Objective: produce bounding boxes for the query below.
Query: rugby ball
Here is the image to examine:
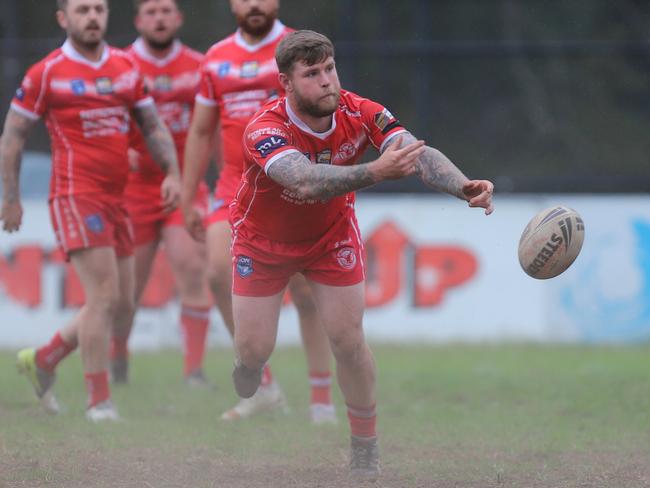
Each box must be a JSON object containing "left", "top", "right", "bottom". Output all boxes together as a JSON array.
[{"left": 518, "top": 206, "right": 585, "bottom": 279}]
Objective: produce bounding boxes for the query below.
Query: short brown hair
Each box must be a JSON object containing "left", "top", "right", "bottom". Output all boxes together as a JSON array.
[
  {"left": 276, "top": 30, "right": 335, "bottom": 74},
  {"left": 133, "top": 0, "right": 179, "bottom": 12}
]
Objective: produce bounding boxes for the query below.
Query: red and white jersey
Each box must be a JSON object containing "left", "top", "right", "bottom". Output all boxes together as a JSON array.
[
  {"left": 11, "top": 40, "right": 153, "bottom": 198},
  {"left": 196, "top": 20, "right": 291, "bottom": 195},
  {"left": 127, "top": 38, "right": 203, "bottom": 186},
  {"left": 235, "top": 90, "right": 407, "bottom": 242}
]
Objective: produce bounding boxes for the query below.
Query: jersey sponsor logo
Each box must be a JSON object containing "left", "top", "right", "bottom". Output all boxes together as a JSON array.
[
  {"left": 247, "top": 126, "right": 289, "bottom": 141},
  {"left": 95, "top": 77, "right": 114, "bottom": 95},
  {"left": 154, "top": 75, "right": 172, "bottom": 92},
  {"left": 70, "top": 79, "right": 86, "bottom": 95},
  {"left": 85, "top": 214, "right": 105, "bottom": 234},
  {"left": 255, "top": 136, "right": 288, "bottom": 157},
  {"left": 316, "top": 149, "right": 332, "bottom": 165},
  {"left": 15, "top": 87, "right": 25, "bottom": 101},
  {"left": 335, "top": 246, "right": 357, "bottom": 270},
  {"left": 240, "top": 61, "right": 259, "bottom": 78},
  {"left": 218, "top": 62, "right": 231, "bottom": 78},
  {"left": 374, "top": 109, "right": 394, "bottom": 131},
  {"left": 80, "top": 106, "right": 130, "bottom": 138},
  {"left": 236, "top": 255, "right": 254, "bottom": 278}
]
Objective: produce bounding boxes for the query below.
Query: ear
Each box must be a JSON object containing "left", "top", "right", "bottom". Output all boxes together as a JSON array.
[
  {"left": 278, "top": 72, "right": 292, "bottom": 93},
  {"left": 177, "top": 10, "right": 184, "bottom": 28},
  {"left": 56, "top": 9, "right": 67, "bottom": 30}
]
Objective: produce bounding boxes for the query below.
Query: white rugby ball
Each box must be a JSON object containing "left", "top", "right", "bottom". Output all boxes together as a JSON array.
[{"left": 518, "top": 206, "right": 585, "bottom": 279}]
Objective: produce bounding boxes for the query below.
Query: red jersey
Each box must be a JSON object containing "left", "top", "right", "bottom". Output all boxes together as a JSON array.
[
  {"left": 196, "top": 20, "right": 291, "bottom": 198},
  {"left": 235, "top": 90, "right": 407, "bottom": 242},
  {"left": 127, "top": 38, "right": 203, "bottom": 187},
  {"left": 11, "top": 40, "right": 153, "bottom": 198}
]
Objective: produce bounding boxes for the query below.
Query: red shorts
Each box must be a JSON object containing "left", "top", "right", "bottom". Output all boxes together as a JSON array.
[
  {"left": 49, "top": 194, "right": 134, "bottom": 259},
  {"left": 231, "top": 210, "right": 366, "bottom": 297},
  {"left": 124, "top": 181, "right": 209, "bottom": 246}
]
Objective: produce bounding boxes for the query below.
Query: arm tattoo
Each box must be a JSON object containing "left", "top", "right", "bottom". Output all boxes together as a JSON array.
[
  {"left": 268, "top": 151, "right": 377, "bottom": 200},
  {"left": 393, "top": 132, "right": 469, "bottom": 199},
  {"left": 132, "top": 104, "right": 179, "bottom": 176},
  {"left": 0, "top": 110, "right": 36, "bottom": 203}
]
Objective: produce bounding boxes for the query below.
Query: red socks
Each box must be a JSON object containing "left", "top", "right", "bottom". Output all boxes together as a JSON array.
[
  {"left": 35, "top": 332, "right": 76, "bottom": 373},
  {"left": 261, "top": 364, "right": 273, "bottom": 387},
  {"left": 309, "top": 371, "right": 332, "bottom": 406},
  {"left": 85, "top": 370, "right": 110, "bottom": 408},
  {"left": 347, "top": 403, "right": 377, "bottom": 439},
  {"left": 180, "top": 304, "right": 210, "bottom": 376},
  {"left": 110, "top": 335, "right": 129, "bottom": 361}
]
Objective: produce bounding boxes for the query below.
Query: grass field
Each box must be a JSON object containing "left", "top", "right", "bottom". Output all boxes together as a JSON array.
[{"left": 1, "top": 344, "right": 650, "bottom": 487}]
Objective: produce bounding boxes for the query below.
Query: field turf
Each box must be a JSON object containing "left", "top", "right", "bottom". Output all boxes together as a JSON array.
[{"left": 1, "top": 344, "right": 650, "bottom": 487}]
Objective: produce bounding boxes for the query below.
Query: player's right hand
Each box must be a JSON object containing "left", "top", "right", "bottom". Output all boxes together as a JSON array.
[
  {"left": 371, "top": 136, "right": 425, "bottom": 181},
  {"left": 183, "top": 206, "right": 206, "bottom": 243},
  {"left": 0, "top": 199, "right": 23, "bottom": 233}
]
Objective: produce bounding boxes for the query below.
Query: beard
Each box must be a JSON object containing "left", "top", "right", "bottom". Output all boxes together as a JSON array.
[
  {"left": 294, "top": 90, "right": 341, "bottom": 118},
  {"left": 69, "top": 26, "right": 105, "bottom": 50},
  {"left": 143, "top": 33, "right": 175, "bottom": 51},
  {"left": 237, "top": 9, "right": 277, "bottom": 37}
]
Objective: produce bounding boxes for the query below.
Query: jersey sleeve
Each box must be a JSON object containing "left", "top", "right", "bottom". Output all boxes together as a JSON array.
[
  {"left": 360, "top": 99, "right": 408, "bottom": 152},
  {"left": 10, "top": 63, "right": 48, "bottom": 120},
  {"left": 243, "top": 120, "right": 300, "bottom": 174},
  {"left": 195, "top": 57, "right": 218, "bottom": 107}
]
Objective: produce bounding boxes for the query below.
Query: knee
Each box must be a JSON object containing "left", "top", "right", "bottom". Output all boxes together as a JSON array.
[
  {"left": 236, "top": 336, "right": 273, "bottom": 369},
  {"left": 328, "top": 326, "right": 366, "bottom": 362},
  {"left": 206, "top": 258, "right": 231, "bottom": 293},
  {"left": 175, "top": 257, "right": 208, "bottom": 298}
]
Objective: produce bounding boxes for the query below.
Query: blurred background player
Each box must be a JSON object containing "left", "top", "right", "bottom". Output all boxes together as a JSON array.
[
  {"left": 110, "top": 0, "right": 213, "bottom": 387},
  {"left": 0, "top": 0, "right": 181, "bottom": 421},
  {"left": 182, "top": 0, "right": 336, "bottom": 423},
  {"left": 229, "top": 30, "right": 494, "bottom": 478}
]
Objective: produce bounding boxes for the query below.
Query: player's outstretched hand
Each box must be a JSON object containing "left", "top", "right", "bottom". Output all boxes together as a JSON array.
[
  {"left": 182, "top": 205, "right": 206, "bottom": 243},
  {"left": 161, "top": 174, "right": 181, "bottom": 213},
  {"left": 462, "top": 179, "right": 494, "bottom": 215},
  {"left": 371, "top": 136, "right": 425, "bottom": 181},
  {"left": 0, "top": 200, "right": 23, "bottom": 233}
]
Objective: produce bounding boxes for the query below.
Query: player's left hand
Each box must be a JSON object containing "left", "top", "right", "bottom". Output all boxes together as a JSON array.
[
  {"left": 462, "top": 179, "right": 494, "bottom": 215},
  {"left": 161, "top": 174, "right": 181, "bottom": 213}
]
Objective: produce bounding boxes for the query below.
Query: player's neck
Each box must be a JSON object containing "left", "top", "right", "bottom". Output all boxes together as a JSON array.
[
  {"left": 239, "top": 30, "right": 268, "bottom": 46},
  {"left": 142, "top": 39, "right": 177, "bottom": 59},
  {"left": 287, "top": 98, "right": 333, "bottom": 134},
  {"left": 68, "top": 37, "right": 105, "bottom": 62}
]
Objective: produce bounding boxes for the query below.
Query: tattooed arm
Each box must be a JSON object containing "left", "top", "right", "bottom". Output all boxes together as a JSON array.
[
  {"left": 391, "top": 132, "right": 494, "bottom": 214},
  {"left": 267, "top": 138, "right": 425, "bottom": 200},
  {"left": 0, "top": 109, "right": 38, "bottom": 232},
  {"left": 132, "top": 103, "right": 181, "bottom": 211},
  {"left": 132, "top": 103, "right": 180, "bottom": 177}
]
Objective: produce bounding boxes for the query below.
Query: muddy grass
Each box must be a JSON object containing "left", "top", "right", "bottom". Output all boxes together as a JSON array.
[{"left": 3, "top": 445, "right": 650, "bottom": 488}]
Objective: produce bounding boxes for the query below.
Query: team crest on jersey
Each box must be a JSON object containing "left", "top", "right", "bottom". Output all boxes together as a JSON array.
[
  {"left": 70, "top": 79, "right": 86, "bottom": 95},
  {"left": 95, "top": 77, "right": 113, "bottom": 95},
  {"left": 316, "top": 149, "right": 332, "bottom": 165},
  {"left": 240, "top": 61, "right": 259, "bottom": 78},
  {"left": 255, "top": 136, "right": 288, "bottom": 157},
  {"left": 154, "top": 75, "right": 172, "bottom": 92},
  {"left": 333, "top": 142, "right": 357, "bottom": 163},
  {"left": 335, "top": 247, "right": 357, "bottom": 270},
  {"left": 236, "top": 255, "right": 254, "bottom": 278},
  {"left": 85, "top": 214, "right": 105, "bottom": 234},
  {"left": 15, "top": 87, "right": 25, "bottom": 101},
  {"left": 218, "top": 62, "right": 231, "bottom": 78},
  {"left": 374, "top": 109, "right": 394, "bottom": 131}
]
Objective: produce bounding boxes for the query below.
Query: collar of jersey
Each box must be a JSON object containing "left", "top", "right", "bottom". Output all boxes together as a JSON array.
[
  {"left": 234, "top": 19, "right": 285, "bottom": 53},
  {"left": 285, "top": 98, "right": 337, "bottom": 140},
  {"left": 62, "top": 39, "right": 110, "bottom": 69},
  {"left": 132, "top": 38, "right": 183, "bottom": 67}
]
